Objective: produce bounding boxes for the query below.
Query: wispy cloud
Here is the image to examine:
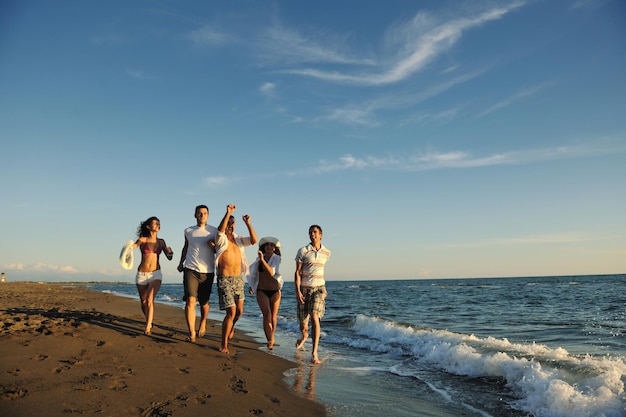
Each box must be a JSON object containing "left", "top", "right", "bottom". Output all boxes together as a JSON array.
[
  {"left": 570, "top": 0, "right": 609, "bottom": 9},
  {"left": 200, "top": 136, "right": 625, "bottom": 188},
  {"left": 400, "top": 106, "right": 461, "bottom": 126},
  {"left": 283, "top": 2, "right": 525, "bottom": 85},
  {"left": 317, "top": 106, "right": 382, "bottom": 127},
  {"left": 310, "top": 137, "right": 626, "bottom": 173},
  {"left": 475, "top": 81, "right": 557, "bottom": 118},
  {"left": 202, "top": 176, "right": 234, "bottom": 187},
  {"left": 189, "top": 25, "right": 238, "bottom": 45},
  {"left": 314, "top": 69, "right": 484, "bottom": 126},
  {"left": 256, "top": 24, "right": 374, "bottom": 67},
  {"left": 259, "top": 82, "right": 277, "bottom": 98},
  {"left": 126, "top": 69, "right": 157, "bottom": 80}
]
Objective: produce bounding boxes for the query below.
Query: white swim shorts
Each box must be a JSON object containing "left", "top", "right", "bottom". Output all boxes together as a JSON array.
[{"left": 136, "top": 270, "right": 163, "bottom": 285}]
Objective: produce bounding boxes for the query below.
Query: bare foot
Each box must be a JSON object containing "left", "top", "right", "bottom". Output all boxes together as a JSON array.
[
  {"left": 185, "top": 334, "right": 196, "bottom": 343},
  {"left": 144, "top": 325, "right": 152, "bottom": 335},
  {"left": 311, "top": 355, "right": 321, "bottom": 365},
  {"left": 219, "top": 346, "right": 229, "bottom": 354},
  {"left": 267, "top": 340, "right": 274, "bottom": 350},
  {"left": 198, "top": 327, "right": 206, "bottom": 338},
  {"left": 229, "top": 328, "right": 235, "bottom": 340},
  {"left": 295, "top": 337, "right": 306, "bottom": 350}
]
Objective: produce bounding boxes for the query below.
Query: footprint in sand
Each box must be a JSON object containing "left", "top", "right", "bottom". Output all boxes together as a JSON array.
[
  {"left": 108, "top": 378, "right": 128, "bottom": 391},
  {"left": 194, "top": 393, "right": 212, "bottom": 404},
  {"left": 141, "top": 400, "right": 172, "bottom": 417},
  {"left": 90, "top": 372, "right": 113, "bottom": 380},
  {"left": 177, "top": 367, "right": 190, "bottom": 374},
  {"left": 33, "top": 354, "right": 48, "bottom": 361},
  {"left": 1, "top": 387, "right": 28, "bottom": 400},
  {"left": 54, "top": 365, "right": 71, "bottom": 374},
  {"left": 229, "top": 376, "right": 248, "bottom": 394},
  {"left": 59, "top": 355, "right": 84, "bottom": 366}
]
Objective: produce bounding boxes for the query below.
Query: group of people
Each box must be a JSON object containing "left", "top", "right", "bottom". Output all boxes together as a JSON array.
[{"left": 129, "top": 204, "right": 331, "bottom": 364}]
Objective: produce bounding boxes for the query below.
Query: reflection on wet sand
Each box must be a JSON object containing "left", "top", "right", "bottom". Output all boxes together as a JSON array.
[{"left": 292, "top": 351, "right": 318, "bottom": 399}]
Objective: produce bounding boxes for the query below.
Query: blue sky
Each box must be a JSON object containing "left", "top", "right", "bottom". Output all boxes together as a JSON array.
[{"left": 1, "top": 0, "right": 624, "bottom": 283}]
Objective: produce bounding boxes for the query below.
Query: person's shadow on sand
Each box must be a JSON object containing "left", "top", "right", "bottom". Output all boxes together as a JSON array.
[{"left": 4, "top": 307, "right": 184, "bottom": 343}]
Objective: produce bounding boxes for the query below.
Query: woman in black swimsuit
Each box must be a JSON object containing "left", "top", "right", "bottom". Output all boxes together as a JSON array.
[{"left": 248, "top": 237, "right": 283, "bottom": 350}]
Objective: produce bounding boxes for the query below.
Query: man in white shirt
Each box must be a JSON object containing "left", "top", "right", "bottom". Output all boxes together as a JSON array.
[
  {"left": 177, "top": 204, "right": 217, "bottom": 342},
  {"left": 294, "top": 224, "right": 331, "bottom": 364}
]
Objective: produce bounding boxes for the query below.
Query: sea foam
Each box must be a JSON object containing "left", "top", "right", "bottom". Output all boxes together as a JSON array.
[{"left": 345, "top": 314, "right": 626, "bottom": 417}]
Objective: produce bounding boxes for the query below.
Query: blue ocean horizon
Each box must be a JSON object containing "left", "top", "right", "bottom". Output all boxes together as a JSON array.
[{"left": 86, "top": 274, "right": 626, "bottom": 417}]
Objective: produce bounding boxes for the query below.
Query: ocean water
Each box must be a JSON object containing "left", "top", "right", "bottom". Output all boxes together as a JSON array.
[{"left": 87, "top": 274, "right": 626, "bottom": 417}]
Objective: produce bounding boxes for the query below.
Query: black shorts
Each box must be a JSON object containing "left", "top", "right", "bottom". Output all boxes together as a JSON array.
[{"left": 183, "top": 268, "right": 215, "bottom": 305}]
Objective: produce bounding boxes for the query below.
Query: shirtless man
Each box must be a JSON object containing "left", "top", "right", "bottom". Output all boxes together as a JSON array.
[{"left": 215, "top": 204, "right": 258, "bottom": 353}]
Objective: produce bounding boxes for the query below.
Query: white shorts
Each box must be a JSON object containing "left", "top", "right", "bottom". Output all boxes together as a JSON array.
[{"left": 136, "top": 270, "right": 163, "bottom": 285}]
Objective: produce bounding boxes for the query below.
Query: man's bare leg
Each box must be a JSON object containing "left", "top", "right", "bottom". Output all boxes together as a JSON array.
[
  {"left": 220, "top": 306, "right": 236, "bottom": 353},
  {"left": 310, "top": 313, "right": 321, "bottom": 364},
  {"left": 198, "top": 303, "right": 209, "bottom": 338},
  {"left": 228, "top": 300, "right": 244, "bottom": 340},
  {"left": 296, "top": 320, "right": 308, "bottom": 350},
  {"left": 185, "top": 296, "right": 197, "bottom": 342}
]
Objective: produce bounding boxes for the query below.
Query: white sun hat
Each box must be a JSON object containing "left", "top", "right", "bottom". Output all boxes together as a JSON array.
[{"left": 258, "top": 236, "right": 280, "bottom": 248}]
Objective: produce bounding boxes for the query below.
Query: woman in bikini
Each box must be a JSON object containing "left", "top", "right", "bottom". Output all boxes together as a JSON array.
[
  {"left": 247, "top": 237, "right": 283, "bottom": 349},
  {"left": 132, "top": 216, "right": 173, "bottom": 335}
]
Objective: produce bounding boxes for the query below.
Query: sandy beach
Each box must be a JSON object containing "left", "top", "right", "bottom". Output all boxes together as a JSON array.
[{"left": 0, "top": 282, "right": 326, "bottom": 417}]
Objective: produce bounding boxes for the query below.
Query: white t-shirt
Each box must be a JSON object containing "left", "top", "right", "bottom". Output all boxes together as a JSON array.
[{"left": 182, "top": 224, "right": 218, "bottom": 273}]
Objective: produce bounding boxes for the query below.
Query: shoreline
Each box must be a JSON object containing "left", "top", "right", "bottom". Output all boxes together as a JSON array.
[{"left": 0, "top": 282, "right": 326, "bottom": 416}]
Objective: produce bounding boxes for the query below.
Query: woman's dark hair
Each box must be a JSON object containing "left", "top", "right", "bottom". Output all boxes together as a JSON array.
[
  {"left": 260, "top": 242, "right": 281, "bottom": 257},
  {"left": 137, "top": 216, "right": 159, "bottom": 238}
]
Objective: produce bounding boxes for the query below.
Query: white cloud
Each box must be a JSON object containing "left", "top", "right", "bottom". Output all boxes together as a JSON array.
[
  {"left": 283, "top": 2, "right": 525, "bottom": 85},
  {"left": 570, "top": 0, "right": 609, "bottom": 9},
  {"left": 189, "top": 26, "right": 237, "bottom": 45},
  {"left": 203, "top": 176, "right": 235, "bottom": 188},
  {"left": 260, "top": 82, "right": 277, "bottom": 97},
  {"left": 319, "top": 106, "right": 381, "bottom": 127},
  {"left": 306, "top": 136, "right": 626, "bottom": 173},
  {"left": 401, "top": 106, "right": 461, "bottom": 126},
  {"left": 3, "top": 263, "right": 24, "bottom": 270},
  {"left": 317, "top": 69, "right": 484, "bottom": 126},
  {"left": 126, "top": 69, "right": 157, "bottom": 80},
  {"left": 475, "top": 81, "right": 557, "bottom": 118},
  {"left": 257, "top": 24, "right": 374, "bottom": 67},
  {"left": 32, "top": 262, "right": 79, "bottom": 273},
  {"left": 199, "top": 136, "right": 626, "bottom": 188}
]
